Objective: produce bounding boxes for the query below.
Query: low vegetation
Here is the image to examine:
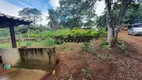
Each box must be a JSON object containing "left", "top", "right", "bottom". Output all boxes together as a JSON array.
[
  {"left": 0, "top": 28, "right": 107, "bottom": 48},
  {"left": 81, "top": 68, "right": 92, "bottom": 79}
]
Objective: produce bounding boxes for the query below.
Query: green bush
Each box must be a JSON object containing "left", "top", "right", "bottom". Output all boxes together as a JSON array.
[
  {"left": 43, "top": 37, "right": 56, "bottom": 46},
  {"left": 100, "top": 39, "right": 108, "bottom": 46},
  {"left": 43, "top": 30, "right": 55, "bottom": 38},
  {"left": 54, "top": 28, "right": 107, "bottom": 38},
  {"left": 25, "top": 42, "right": 32, "bottom": 46}
]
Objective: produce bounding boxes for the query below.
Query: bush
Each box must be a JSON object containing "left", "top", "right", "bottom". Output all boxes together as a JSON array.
[
  {"left": 100, "top": 39, "right": 108, "bottom": 46},
  {"left": 43, "top": 37, "right": 56, "bottom": 46},
  {"left": 25, "top": 42, "right": 32, "bottom": 46},
  {"left": 54, "top": 28, "right": 107, "bottom": 38}
]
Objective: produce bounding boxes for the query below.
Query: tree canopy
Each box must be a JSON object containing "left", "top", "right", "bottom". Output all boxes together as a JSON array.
[
  {"left": 19, "top": 7, "right": 42, "bottom": 26},
  {"left": 47, "top": 0, "right": 97, "bottom": 29}
]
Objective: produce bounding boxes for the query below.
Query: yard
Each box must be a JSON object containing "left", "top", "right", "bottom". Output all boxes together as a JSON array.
[
  {"left": 0, "top": 29, "right": 142, "bottom": 80},
  {"left": 1, "top": 0, "right": 142, "bottom": 80}
]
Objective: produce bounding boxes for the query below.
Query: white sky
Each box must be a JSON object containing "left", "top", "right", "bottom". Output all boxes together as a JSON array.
[
  {"left": 96, "top": 1, "right": 105, "bottom": 16},
  {"left": 0, "top": 0, "right": 105, "bottom": 25}
]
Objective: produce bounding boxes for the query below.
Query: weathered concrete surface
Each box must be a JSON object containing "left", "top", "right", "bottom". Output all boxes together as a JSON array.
[
  {"left": 0, "top": 67, "right": 48, "bottom": 80},
  {"left": 1, "top": 48, "right": 20, "bottom": 66},
  {"left": 1, "top": 48, "right": 56, "bottom": 71}
]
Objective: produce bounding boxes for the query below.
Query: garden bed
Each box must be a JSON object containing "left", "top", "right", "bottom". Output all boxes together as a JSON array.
[{"left": 54, "top": 36, "right": 98, "bottom": 43}]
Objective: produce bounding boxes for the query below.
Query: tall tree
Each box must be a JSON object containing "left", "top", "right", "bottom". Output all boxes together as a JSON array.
[
  {"left": 96, "top": 13, "right": 107, "bottom": 28},
  {"left": 123, "top": 2, "right": 142, "bottom": 24},
  {"left": 19, "top": 8, "right": 42, "bottom": 26},
  {"left": 47, "top": 9, "right": 59, "bottom": 29},
  {"left": 104, "top": 0, "right": 140, "bottom": 46},
  {"left": 47, "top": 0, "right": 97, "bottom": 28}
]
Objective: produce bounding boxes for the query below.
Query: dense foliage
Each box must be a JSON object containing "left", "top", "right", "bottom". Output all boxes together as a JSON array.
[
  {"left": 19, "top": 7, "right": 42, "bottom": 25},
  {"left": 47, "top": 0, "right": 96, "bottom": 29},
  {"left": 54, "top": 28, "right": 107, "bottom": 37}
]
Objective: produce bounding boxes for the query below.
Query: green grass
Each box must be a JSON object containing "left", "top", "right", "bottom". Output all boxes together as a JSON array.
[{"left": 0, "top": 43, "right": 12, "bottom": 48}]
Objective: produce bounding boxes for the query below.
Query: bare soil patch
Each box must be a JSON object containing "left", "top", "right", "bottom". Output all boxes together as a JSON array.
[{"left": 41, "top": 38, "right": 142, "bottom": 80}]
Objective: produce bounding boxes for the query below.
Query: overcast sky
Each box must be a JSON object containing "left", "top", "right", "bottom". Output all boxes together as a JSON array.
[{"left": 0, "top": 0, "right": 105, "bottom": 25}]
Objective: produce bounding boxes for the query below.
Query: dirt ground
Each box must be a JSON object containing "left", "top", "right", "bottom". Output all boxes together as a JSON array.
[
  {"left": 0, "top": 31, "right": 142, "bottom": 80},
  {"left": 119, "top": 31, "right": 142, "bottom": 54},
  {"left": 43, "top": 31, "right": 142, "bottom": 80}
]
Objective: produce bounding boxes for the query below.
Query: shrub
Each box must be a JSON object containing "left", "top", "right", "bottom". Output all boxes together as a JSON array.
[
  {"left": 43, "top": 37, "right": 56, "bottom": 46},
  {"left": 81, "top": 42, "right": 90, "bottom": 51},
  {"left": 44, "top": 30, "right": 55, "bottom": 38},
  {"left": 25, "top": 42, "right": 32, "bottom": 46},
  {"left": 100, "top": 39, "right": 108, "bottom": 46},
  {"left": 81, "top": 42, "right": 97, "bottom": 56},
  {"left": 55, "top": 28, "right": 106, "bottom": 37}
]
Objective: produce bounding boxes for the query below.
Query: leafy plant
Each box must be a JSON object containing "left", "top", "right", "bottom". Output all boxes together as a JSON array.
[
  {"left": 120, "top": 42, "right": 126, "bottom": 52},
  {"left": 55, "top": 28, "right": 107, "bottom": 38},
  {"left": 81, "top": 68, "right": 92, "bottom": 79},
  {"left": 81, "top": 42, "right": 97, "bottom": 56},
  {"left": 81, "top": 42, "right": 90, "bottom": 51},
  {"left": 103, "top": 45, "right": 110, "bottom": 49},
  {"left": 117, "top": 41, "right": 128, "bottom": 55},
  {"left": 100, "top": 39, "right": 108, "bottom": 46},
  {"left": 68, "top": 74, "right": 73, "bottom": 80},
  {"left": 43, "top": 37, "right": 57, "bottom": 46},
  {"left": 100, "top": 39, "right": 110, "bottom": 49}
]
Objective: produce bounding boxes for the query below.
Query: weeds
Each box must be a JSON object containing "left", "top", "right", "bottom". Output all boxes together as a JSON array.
[
  {"left": 81, "top": 68, "right": 92, "bottom": 79},
  {"left": 43, "top": 37, "right": 57, "bottom": 46},
  {"left": 120, "top": 42, "right": 126, "bottom": 52},
  {"left": 100, "top": 39, "right": 111, "bottom": 49},
  {"left": 81, "top": 42, "right": 90, "bottom": 51},
  {"left": 81, "top": 42, "right": 114, "bottom": 61},
  {"left": 100, "top": 39, "right": 108, "bottom": 46},
  {"left": 68, "top": 74, "right": 73, "bottom": 80},
  {"left": 62, "top": 72, "right": 74, "bottom": 80},
  {"left": 96, "top": 53, "right": 114, "bottom": 61},
  {"left": 81, "top": 42, "right": 97, "bottom": 56},
  {"left": 117, "top": 41, "right": 128, "bottom": 55}
]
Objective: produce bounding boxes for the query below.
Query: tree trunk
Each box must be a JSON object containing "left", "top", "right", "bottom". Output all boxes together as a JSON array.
[
  {"left": 114, "top": 26, "right": 119, "bottom": 42},
  {"left": 114, "top": 0, "right": 132, "bottom": 42},
  {"left": 105, "top": 0, "right": 115, "bottom": 46},
  {"left": 105, "top": 0, "right": 132, "bottom": 46},
  {"left": 107, "top": 26, "right": 115, "bottom": 46}
]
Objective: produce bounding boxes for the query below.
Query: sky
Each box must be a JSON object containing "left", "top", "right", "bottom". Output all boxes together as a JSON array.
[{"left": 0, "top": 0, "right": 105, "bottom": 25}]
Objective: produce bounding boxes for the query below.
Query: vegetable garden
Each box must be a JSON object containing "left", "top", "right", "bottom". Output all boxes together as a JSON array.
[{"left": 0, "top": 28, "right": 107, "bottom": 48}]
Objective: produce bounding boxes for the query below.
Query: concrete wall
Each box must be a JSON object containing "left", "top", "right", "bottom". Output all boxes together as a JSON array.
[
  {"left": 1, "top": 48, "right": 56, "bottom": 71},
  {"left": 1, "top": 48, "right": 20, "bottom": 66}
]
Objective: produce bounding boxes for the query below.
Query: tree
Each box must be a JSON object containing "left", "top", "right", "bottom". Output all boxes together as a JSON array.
[
  {"left": 104, "top": 0, "right": 141, "bottom": 46},
  {"left": 47, "top": 0, "right": 97, "bottom": 28},
  {"left": 96, "top": 13, "right": 107, "bottom": 28},
  {"left": 19, "top": 8, "right": 42, "bottom": 26},
  {"left": 123, "top": 2, "right": 142, "bottom": 24},
  {"left": 47, "top": 9, "right": 59, "bottom": 29}
]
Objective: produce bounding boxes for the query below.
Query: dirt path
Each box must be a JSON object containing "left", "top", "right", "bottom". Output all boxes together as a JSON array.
[{"left": 119, "top": 31, "right": 142, "bottom": 54}]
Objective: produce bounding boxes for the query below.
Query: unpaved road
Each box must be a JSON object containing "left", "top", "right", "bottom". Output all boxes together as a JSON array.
[{"left": 119, "top": 31, "right": 142, "bottom": 54}]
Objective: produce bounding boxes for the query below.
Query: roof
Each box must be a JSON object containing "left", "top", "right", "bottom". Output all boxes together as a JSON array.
[{"left": 0, "top": 13, "right": 32, "bottom": 28}]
